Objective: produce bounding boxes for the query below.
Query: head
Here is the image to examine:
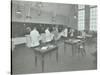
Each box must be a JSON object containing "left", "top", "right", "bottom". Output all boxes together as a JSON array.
[
  {"left": 46, "top": 27, "right": 50, "bottom": 31},
  {"left": 26, "top": 27, "right": 31, "bottom": 32}
]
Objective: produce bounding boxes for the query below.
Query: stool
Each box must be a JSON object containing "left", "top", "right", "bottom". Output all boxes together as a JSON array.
[{"left": 77, "top": 41, "right": 86, "bottom": 56}]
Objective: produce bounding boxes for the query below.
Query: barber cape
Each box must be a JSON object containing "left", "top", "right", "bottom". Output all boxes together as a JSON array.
[
  {"left": 45, "top": 29, "right": 54, "bottom": 42},
  {"left": 30, "top": 29, "right": 40, "bottom": 47}
]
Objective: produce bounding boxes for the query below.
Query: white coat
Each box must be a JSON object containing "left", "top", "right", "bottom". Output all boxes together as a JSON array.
[
  {"left": 45, "top": 29, "right": 54, "bottom": 42},
  {"left": 63, "top": 28, "right": 68, "bottom": 37},
  {"left": 30, "top": 29, "right": 40, "bottom": 47}
]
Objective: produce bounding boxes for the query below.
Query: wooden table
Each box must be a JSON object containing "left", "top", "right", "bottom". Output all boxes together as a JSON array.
[
  {"left": 77, "top": 35, "right": 93, "bottom": 40},
  {"left": 33, "top": 45, "right": 58, "bottom": 72},
  {"left": 64, "top": 39, "right": 82, "bottom": 56},
  {"left": 77, "top": 35, "right": 93, "bottom": 43}
]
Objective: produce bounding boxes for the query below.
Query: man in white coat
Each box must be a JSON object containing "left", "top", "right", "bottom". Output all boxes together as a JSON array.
[
  {"left": 63, "top": 28, "right": 68, "bottom": 37},
  {"left": 30, "top": 27, "right": 40, "bottom": 47},
  {"left": 45, "top": 27, "right": 54, "bottom": 43}
]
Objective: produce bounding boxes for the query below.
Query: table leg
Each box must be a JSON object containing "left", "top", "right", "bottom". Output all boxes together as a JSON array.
[
  {"left": 35, "top": 54, "right": 37, "bottom": 67},
  {"left": 49, "top": 53, "right": 51, "bottom": 59},
  {"left": 64, "top": 43, "right": 66, "bottom": 53},
  {"left": 56, "top": 49, "right": 58, "bottom": 63},
  {"left": 72, "top": 45, "right": 74, "bottom": 56},
  {"left": 78, "top": 47, "right": 80, "bottom": 56},
  {"left": 41, "top": 55, "right": 44, "bottom": 72}
]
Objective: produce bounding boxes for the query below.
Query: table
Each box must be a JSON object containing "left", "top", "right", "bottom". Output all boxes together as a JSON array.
[
  {"left": 64, "top": 39, "right": 82, "bottom": 56},
  {"left": 77, "top": 35, "right": 93, "bottom": 40},
  {"left": 12, "top": 37, "right": 26, "bottom": 45},
  {"left": 12, "top": 37, "right": 26, "bottom": 51},
  {"left": 76, "top": 36, "right": 86, "bottom": 41},
  {"left": 77, "top": 35, "right": 93, "bottom": 44},
  {"left": 33, "top": 44, "right": 58, "bottom": 72},
  {"left": 77, "top": 36, "right": 85, "bottom": 39},
  {"left": 85, "top": 34, "right": 93, "bottom": 38}
]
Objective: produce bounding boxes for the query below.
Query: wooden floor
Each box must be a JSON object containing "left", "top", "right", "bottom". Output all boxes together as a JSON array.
[{"left": 12, "top": 38, "right": 97, "bottom": 74}]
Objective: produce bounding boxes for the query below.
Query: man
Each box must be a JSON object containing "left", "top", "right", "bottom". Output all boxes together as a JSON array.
[
  {"left": 59, "top": 27, "right": 68, "bottom": 40},
  {"left": 63, "top": 28, "right": 68, "bottom": 38},
  {"left": 52, "top": 26, "right": 59, "bottom": 44},
  {"left": 30, "top": 27, "right": 40, "bottom": 47},
  {"left": 26, "top": 27, "right": 31, "bottom": 34},
  {"left": 81, "top": 30, "right": 86, "bottom": 38},
  {"left": 69, "top": 29, "right": 75, "bottom": 38},
  {"left": 45, "top": 27, "right": 54, "bottom": 43}
]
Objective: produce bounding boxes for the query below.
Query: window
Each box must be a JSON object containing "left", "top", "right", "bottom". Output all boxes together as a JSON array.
[
  {"left": 90, "top": 7, "right": 97, "bottom": 31},
  {"left": 78, "top": 5, "right": 85, "bottom": 9},
  {"left": 78, "top": 5, "right": 85, "bottom": 31}
]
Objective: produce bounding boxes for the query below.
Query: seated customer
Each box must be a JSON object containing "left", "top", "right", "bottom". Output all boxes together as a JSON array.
[{"left": 30, "top": 27, "right": 40, "bottom": 47}]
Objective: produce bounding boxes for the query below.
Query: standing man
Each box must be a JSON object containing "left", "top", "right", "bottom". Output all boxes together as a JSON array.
[
  {"left": 63, "top": 28, "right": 68, "bottom": 38},
  {"left": 30, "top": 27, "right": 40, "bottom": 47},
  {"left": 45, "top": 27, "right": 54, "bottom": 43},
  {"left": 52, "top": 26, "right": 59, "bottom": 44},
  {"left": 69, "top": 29, "right": 75, "bottom": 38},
  {"left": 25, "top": 27, "right": 32, "bottom": 47}
]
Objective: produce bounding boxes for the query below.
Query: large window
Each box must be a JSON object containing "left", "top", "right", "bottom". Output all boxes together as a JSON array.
[
  {"left": 90, "top": 6, "right": 97, "bottom": 31},
  {"left": 78, "top": 5, "right": 85, "bottom": 31}
]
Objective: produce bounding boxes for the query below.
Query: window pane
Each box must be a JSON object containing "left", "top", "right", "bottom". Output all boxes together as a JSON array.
[
  {"left": 78, "top": 5, "right": 85, "bottom": 9},
  {"left": 78, "top": 10, "right": 85, "bottom": 31},
  {"left": 90, "top": 7, "right": 97, "bottom": 31}
]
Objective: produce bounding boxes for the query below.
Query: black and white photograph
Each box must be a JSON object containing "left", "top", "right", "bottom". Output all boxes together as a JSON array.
[{"left": 11, "top": 0, "right": 97, "bottom": 74}]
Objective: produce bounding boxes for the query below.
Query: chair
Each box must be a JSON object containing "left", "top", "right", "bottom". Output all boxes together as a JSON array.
[{"left": 77, "top": 41, "right": 86, "bottom": 56}]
